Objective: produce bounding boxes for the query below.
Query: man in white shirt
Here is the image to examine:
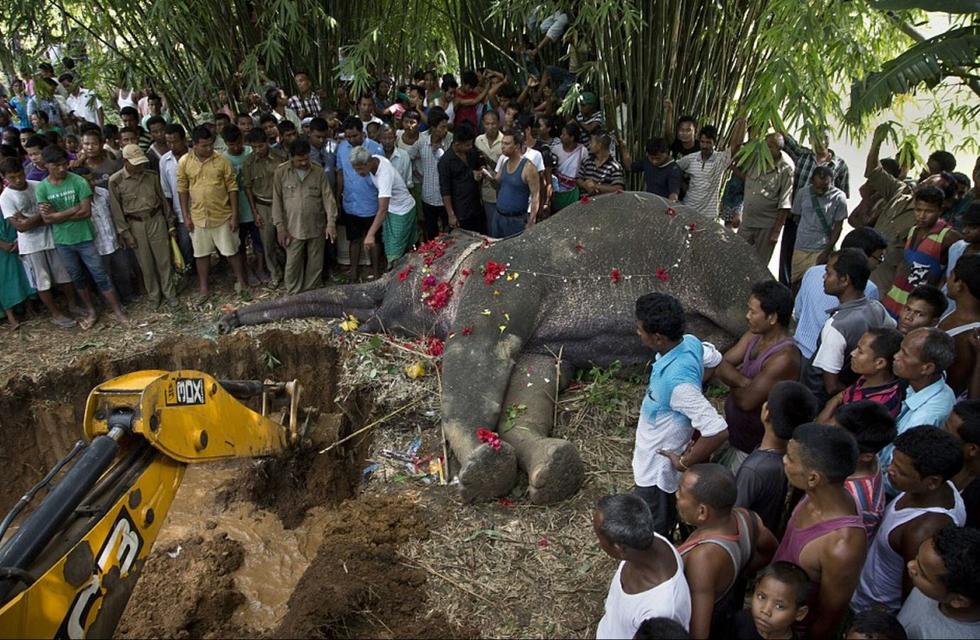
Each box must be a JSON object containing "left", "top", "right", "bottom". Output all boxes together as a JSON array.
[
  {"left": 350, "top": 147, "right": 418, "bottom": 264},
  {"left": 60, "top": 72, "right": 104, "bottom": 128},
  {"left": 159, "top": 123, "right": 194, "bottom": 269},
  {"left": 677, "top": 119, "right": 746, "bottom": 220},
  {"left": 632, "top": 292, "right": 729, "bottom": 536},
  {"left": 594, "top": 493, "right": 692, "bottom": 639}
]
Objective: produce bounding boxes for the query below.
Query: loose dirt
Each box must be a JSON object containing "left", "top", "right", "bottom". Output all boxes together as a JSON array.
[{"left": 0, "top": 328, "right": 478, "bottom": 638}]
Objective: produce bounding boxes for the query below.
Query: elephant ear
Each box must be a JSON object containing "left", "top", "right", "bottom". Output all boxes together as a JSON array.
[
  {"left": 845, "top": 24, "right": 980, "bottom": 124},
  {"left": 868, "top": 0, "right": 980, "bottom": 11}
]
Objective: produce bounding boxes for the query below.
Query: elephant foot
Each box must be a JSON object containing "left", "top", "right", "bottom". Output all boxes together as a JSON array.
[
  {"left": 525, "top": 437, "right": 585, "bottom": 505},
  {"left": 458, "top": 441, "right": 518, "bottom": 502}
]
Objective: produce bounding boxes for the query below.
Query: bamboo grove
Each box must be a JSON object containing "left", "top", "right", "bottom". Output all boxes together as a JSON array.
[{"left": 1, "top": 0, "right": 977, "bottom": 157}]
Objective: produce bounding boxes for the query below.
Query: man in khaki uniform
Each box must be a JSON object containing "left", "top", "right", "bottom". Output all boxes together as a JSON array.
[
  {"left": 740, "top": 133, "right": 795, "bottom": 265},
  {"left": 272, "top": 138, "right": 337, "bottom": 294},
  {"left": 850, "top": 123, "right": 959, "bottom": 293},
  {"left": 242, "top": 128, "right": 287, "bottom": 288},
  {"left": 108, "top": 144, "right": 177, "bottom": 308}
]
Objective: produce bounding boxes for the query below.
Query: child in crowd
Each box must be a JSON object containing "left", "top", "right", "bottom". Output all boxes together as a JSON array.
[
  {"left": 835, "top": 400, "right": 898, "bottom": 538},
  {"left": 734, "top": 381, "right": 819, "bottom": 534},
  {"left": 845, "top": 609, "right": 908, "bottom": 640},
  {"left": 733, "top": 561, "right": 810, "bottom": 640},
  {"left": 818, "top": 328, "right": 904, "bottom": 421},
  {"left": 102, "top": 124, "right": 121, "bottom": 159}
]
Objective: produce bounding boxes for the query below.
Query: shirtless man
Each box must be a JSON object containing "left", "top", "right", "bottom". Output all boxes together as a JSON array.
[
  {"left": 675, "top": 464, "right": 777, "bottom": 638},
  {"left": 774, "top": 422, "right": 867, "bottom": 638}
]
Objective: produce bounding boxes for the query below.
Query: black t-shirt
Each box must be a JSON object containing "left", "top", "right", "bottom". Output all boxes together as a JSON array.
[
  {"left": 629, "top": 159, "right": 682, "bottom": 198},
  {"left": 437, "top": 147, "right": 484, "bottom": 220},
  {"left": 670, "top": 138, "right": 699, "bottom": 160},
  {"left": 734, "top": 448, "right": 788, "bottom": 535}
]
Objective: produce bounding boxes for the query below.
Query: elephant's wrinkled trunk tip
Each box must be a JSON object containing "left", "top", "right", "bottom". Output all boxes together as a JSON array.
[{"left": 217, "top": 311, "right": 239, "bottom": 335}]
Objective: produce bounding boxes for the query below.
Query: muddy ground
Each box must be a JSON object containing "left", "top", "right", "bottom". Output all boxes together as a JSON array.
[{"left": 1, "top": 282, "right": 634, "bottom": 638}]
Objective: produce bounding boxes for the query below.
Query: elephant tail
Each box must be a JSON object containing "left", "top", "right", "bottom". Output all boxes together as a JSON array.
[{"left": 217, "top": 279, "right": 387, "bottom": 334}]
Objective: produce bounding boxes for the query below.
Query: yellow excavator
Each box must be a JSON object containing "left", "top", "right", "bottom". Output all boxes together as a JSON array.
[{"left": 0, "top": 370, "right": 303, "bottom": 639}]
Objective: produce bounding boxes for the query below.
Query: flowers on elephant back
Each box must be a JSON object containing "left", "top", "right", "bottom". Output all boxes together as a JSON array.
[
  {"left": 482, "top": 261, "right": 507, "bottom": 285},
  {"left": 421, "top": 274, "right": 453, "bottom": 311},
  {"left": 610, "top": 268, "right": 622, "bottom": 284},
  {"left": 397, "top": 265, "right": 413, "bottom": 282},
  {"left": 415, "top": 235, "right": 452, "bottom": 267},
  {"left": 476, "top": 427, "right": 502, "bottom": 451}
]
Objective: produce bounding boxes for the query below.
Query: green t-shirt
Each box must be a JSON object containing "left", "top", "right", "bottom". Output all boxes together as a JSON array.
[
  {"left": 223, "top": 149, "right": 254, "bottom": 224},
  {"left": 35, "top": 173, "right": 95, "bottom": 246}
]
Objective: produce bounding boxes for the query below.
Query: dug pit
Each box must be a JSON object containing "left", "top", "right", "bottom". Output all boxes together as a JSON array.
[{"left": 0, "top": 330, "right": 469, "bottom": 638}]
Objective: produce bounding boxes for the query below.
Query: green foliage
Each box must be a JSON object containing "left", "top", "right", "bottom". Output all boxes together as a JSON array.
[
  {"left": 846, "top": 25, "right": 980, "bottom": 126},
  {"left": 575, "top": 362, "right": 628, "bottom": 415},
  {"left": 261, "top": 350, "right": 281, "bottom": 371},
  {"left": 869, "top": 0, "right": 980, "bottom": 11},
  {"left": 501, "top": 403, "right": 528, "bottom": 432}
]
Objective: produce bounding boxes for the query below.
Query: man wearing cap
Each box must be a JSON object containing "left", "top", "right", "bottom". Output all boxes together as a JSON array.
[
  {"left": 575, "top": 92, "right": 604, "bottom": 146},
  {"left": 108, "top": 144, "right": 178, "bottom": 308}
]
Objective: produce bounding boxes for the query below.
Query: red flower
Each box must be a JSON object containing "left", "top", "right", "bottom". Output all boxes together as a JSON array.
[
  {"left": 482, "top": 260, "right": 507, "bottom": 285},
  {"left": 425, "top": 336, "right": 445, "bottom": 357},
  {"left": 656, "top": 267, "right": 670, "bottom": 283},
  {"left": 610, "top": 268, "right": 622, "bottom": 284},
  {"left": 498, "top": 497, "right": 514, "bottom": 507},
  {"left": 575, "top": 241, "right": 585, "bottom": 252},
  {"left": 462, "top": 326, "right": 473, "bottom": 336},
  {"left": 666, "top": 207, "right": 677, "bottom": 217},
  {"left": 579, "top": 195, "right": 591, "bottom": 204},
  {"left": 397, "top": 266, "right": 413, "bottom": 282},
  {"left": 416, "top": 236, "right": 451, "bottom": 266},
  {"left": 537, "top": 536, "right": 550, "bottom": 548},
  {"left": 423, "top": 274, "right": 437, "bottom": 287},
  {"left": 423, "top": 281, "right": 453, "bottom": 311},
  {"left": 476, "top": 427, "right": 502, "bottom": 451},
  {"left": 688, "top": 223, "right": 697, "bottom": 232},
  {"left": 461, "top": 267, "right": 472, "bottom": 278}
]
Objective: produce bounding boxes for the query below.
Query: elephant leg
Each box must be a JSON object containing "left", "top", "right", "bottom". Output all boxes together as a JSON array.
[{"left": 497, "top": 353, "right": 584, "bottom": 505}]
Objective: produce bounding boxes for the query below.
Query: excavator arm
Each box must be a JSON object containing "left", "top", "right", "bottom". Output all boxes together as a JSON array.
[{"left": 0, "top": 370, "right": 302, "bottom": 639}]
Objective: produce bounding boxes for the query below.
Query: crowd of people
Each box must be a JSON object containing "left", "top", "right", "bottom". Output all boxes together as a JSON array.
[{"left": 2, "top": 17, "right": 980, "bottom": 640}]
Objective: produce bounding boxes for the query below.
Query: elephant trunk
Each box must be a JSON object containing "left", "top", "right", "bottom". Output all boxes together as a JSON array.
[{"left": 217, "top": 280, "right": 386, "bottom": 334}]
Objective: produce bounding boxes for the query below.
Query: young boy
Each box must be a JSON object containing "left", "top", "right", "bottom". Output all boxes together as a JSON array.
[
  {"left": 632, "top": 292, "right": 728, "bottom": 537},
  {"left": 944, "top": 203, "right": 980, "bottom": 313},
  {"left": 883, "top": 185, "right": 961, "bottom": 319},
  {"left": 899, "top": 525, "right": 980, "bottom": 638},
  {"left": 0, "top": 157, "right": 76, "bottom": 327},
  {"left": 119, "top": 127, "right": 140, "bottom": 150},
  {"left": 835, "top": 400, "right": 898, "bottom": 538},
  {"left": 845, "top": 610, "right": 908, "bottom": 640},
  {"left": 102, "top": 123, "right": 121, "bottom": 160},
  {"left": 35, "top": 145, "right": 128, "bottom": 327},
  {"left": 898, "top": 285, "right": 947, "bottom": 334},
  {"left": 24, "top": 135, "right": 48, "bottom": 181},
  {"left": 852, "top": 426, "right": 966, "bottom": 614},
  {"left": 734, "top": 381, "right": 819, "bottom": 534},
  {"left": 818, "top": 327, "right": 904, "bottom": 421},
  {"left": 733, "top": 561, "right": 810, "bottom": 640}
]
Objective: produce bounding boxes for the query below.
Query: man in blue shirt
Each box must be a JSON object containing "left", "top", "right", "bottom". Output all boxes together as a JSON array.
[
  {"left": 794, "top": 227, "right": 888, "bottom": 359},
  {"left": 632, "top": 292, "right": 728, "bottom": 536},
  {"left": 881, "top": 326, "right": 957, "bottom": 497},
  {"left": 336, "top": 116, "right": 383, "bottom": 280}
]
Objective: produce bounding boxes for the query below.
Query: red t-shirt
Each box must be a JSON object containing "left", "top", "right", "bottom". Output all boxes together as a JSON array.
[{"left": 454, "top": 89, "right": 480, "bottom": 130}]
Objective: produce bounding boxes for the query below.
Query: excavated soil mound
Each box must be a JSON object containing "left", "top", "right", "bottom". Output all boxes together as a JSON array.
[
  {"left": 273, "top": 494, "right": 476, "bottom": 639},
  {"left": 115, "top": 533, "right": 249, "bottom": 639}
]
